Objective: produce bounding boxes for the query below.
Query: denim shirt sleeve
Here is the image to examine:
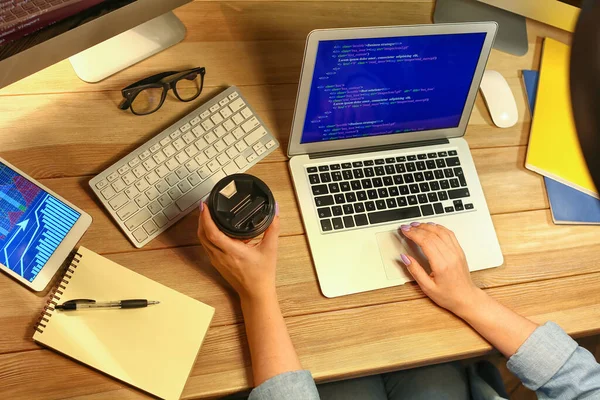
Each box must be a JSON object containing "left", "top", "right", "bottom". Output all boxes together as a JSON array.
[
  {"left": 507, "top": 321, "right": 600, "bottom": 399},
  {"left": 248, "top": 370, "right": 320, "bottom": 400}
]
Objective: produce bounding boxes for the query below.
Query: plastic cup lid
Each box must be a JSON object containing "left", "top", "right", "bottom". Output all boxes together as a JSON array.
[{"left": 208, "top": 174, "right": 275, "bottom": 239}]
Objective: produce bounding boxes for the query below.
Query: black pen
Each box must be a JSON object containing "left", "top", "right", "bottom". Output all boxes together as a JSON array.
[{"left": 56, "top": 299, "right": 160, "bottom": 311}]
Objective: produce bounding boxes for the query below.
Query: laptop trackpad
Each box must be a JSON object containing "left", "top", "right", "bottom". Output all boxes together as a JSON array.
[{"left": 376, "top": 230, "right": 432, "bottom": 282}]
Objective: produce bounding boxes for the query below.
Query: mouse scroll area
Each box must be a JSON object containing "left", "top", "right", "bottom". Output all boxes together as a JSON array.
[{"left": 376, "top": 230, "right": 432, "bottom": 282}]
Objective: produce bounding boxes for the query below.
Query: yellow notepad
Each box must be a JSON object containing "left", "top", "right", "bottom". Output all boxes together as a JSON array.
[
  {"left": 525, "top": 38, "right": 598, "bottom": 198},
  {"left": 33, "top": 246, "right": 215, "bottom": 400}
]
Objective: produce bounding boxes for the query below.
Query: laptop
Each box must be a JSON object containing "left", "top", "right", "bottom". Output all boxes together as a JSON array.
[{"left": 288, "top": 23, "right": 504, "bottom": 298}]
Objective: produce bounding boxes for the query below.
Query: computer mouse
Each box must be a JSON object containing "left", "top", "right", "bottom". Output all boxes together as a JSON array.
[{"left": 479, "top": 70, "right": 519, "bottom": 128}]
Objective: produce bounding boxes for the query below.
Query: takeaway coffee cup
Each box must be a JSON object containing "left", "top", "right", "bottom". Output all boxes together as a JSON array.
[{"left": 207, "top": 174, "right": 276, "bottom": 239}]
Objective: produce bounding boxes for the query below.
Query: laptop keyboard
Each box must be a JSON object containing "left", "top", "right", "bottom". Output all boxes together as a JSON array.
[{"left": 305, "top": 150, "right": 475, "bottom": 233}]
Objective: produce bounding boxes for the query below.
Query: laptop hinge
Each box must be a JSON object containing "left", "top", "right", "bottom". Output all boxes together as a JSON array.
[{"left": 308, "top": 138, "right": 450, "bottom": 159}]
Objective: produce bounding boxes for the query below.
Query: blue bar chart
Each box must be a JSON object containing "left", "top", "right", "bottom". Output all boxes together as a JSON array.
[{"left": 1, "top": 163, "right": 80, "bottom": 282}]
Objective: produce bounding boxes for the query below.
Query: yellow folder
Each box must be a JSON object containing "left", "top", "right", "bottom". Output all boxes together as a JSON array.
[
  {"left": 33, "top": 246, "right": 215, "bottom": 400},
  {"left": 525, "top": 38, "right": 598, "bottom": 198}
]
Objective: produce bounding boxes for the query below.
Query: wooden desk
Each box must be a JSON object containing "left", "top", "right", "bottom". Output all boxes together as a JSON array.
[{"left": 1, "top": 1, "right": 599, "bottom": 399}]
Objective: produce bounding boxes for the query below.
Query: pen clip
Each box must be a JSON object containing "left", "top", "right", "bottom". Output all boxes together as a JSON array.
[{"left": 56, "top": 299, "right": 96, "bottom": 310}]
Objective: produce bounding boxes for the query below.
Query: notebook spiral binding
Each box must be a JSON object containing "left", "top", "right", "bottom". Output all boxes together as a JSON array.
[{"left": 34, "top": 251, "right": 82, "bottom": 334}]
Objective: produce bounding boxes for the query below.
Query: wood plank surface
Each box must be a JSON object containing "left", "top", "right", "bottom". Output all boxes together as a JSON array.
[
  {"left": 3, "top": 270, "right": 600, "bottom": 400},
  {"left": 0, "top": 1, "right": 594, "bottom": 399}
]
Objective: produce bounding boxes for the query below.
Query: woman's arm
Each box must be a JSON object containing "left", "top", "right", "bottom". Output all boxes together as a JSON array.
[
  {"left": 399, "top": 222, "right": 600, "bottom": 397},
  {"left": 197, "top": 203, "right": 318, "bottom": 398},
  {"left": 399, "top": 222, "right": 536, "bottom": 358}
]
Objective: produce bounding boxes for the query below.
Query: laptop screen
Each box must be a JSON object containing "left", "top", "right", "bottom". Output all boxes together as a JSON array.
[{"left": 300, "top": 33, "right": 487, "bottom": 144}]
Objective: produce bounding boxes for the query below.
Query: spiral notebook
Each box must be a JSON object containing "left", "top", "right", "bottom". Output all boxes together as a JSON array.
[{"left": 33, "top": 246, "right": 215, "bottom": 400}]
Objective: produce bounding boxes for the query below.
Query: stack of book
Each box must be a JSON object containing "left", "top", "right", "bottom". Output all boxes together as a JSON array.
[{"left": 523, "top": 38, "right": 600, "bottom": 225}]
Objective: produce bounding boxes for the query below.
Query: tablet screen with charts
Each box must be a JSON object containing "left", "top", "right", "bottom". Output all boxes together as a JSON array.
[{"left": 0, "top": 158, "right": 92, "bottom": 291}]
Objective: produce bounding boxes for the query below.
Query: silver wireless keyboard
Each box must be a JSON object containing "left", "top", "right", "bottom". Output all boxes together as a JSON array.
[{"left": 89, "top": 86, "right": 279, "bottom": 248}]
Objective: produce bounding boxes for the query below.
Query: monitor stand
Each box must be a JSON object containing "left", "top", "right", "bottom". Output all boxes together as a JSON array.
[
  {"left": 69, "top": 12, "right": 186, "bottom": 83},
  {"left": 433, "top": 0, "right": 528, "bottom": 56}
]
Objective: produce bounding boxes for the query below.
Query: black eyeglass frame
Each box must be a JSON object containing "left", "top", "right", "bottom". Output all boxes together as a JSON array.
[{"left": 118, "top": 67, "right": 206, "bottom": 115}]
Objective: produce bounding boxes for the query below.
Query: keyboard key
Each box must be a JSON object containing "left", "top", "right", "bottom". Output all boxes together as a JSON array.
[
  {"left": 329, "top": 183, "right": 341, "bottom": 193},
  {"left": 133, "top": 165, "right": 147, "bottom": 178},
  {"left": 139, "top": 150, "right": 152, "bottom": 160},
  {"left": 341, "top": 163, "right": 352, "bottom": 169},
  {"left": 163, "top": 203, "right": 180, "bottom": 220},
  {"left": 409, "top": 184, "right": 420, "bottom": 194},
  {"left": 353, "top": 169, "right": 364, "bottom": 179},
  {"left": 450, "top": 178, "right": 460, "bottom": 188},
  {"left": 135, "top": 195, "right": 149, "bottom": 208},
  {"left": 315, "top": 195, "right": 334, "bottom": 207},
  {"left": 385, "top": 157, "right": 395, "bottom": 164},
  {"left": 446, "top": 157, "right": 460, "bottom": 166},
  {"left": 235, "top": 155, "right": 248, "bottom": 169},
  {"left": 343, "top": 204, "right": 354, "bottom": 214},
  {"left": 375, "top": 166, "right": 385, "bottom": 176},
  {"left": 424, "top": 171, "right": 434, "bottom": 181},
  {"left": 427, "top": 153, "right": 437, "bottom": 158},
  {"left": 166, "top": 173, "right": 179, "bottom": 186},
  {"left": 449, "top": 150, "right": 458, "bottom": 156},
  {"left": 208, "top": 160, "right": 220, "bottom": 172},
  {"left": 241, "top": 107, "right": 253, "bottom": 119},
  {"left": 125, "top": 186, "right": 140, "bottom": 200},
  {"left": 112, "top": 178, "right": 127, "bottom": 192},
  {"left": 332, "top": 217, "right": 344, "bottom": 230},
  {"left": 158, "top": 194, "right": 172, "bottom": 208},
  {"left": 454, "top": 200, "right": 465, "bottom": 211},
  {"left": 385, "top": 165, "right": 395, "bottom": 175},
  {"left": 419, "top": 183, "right": 430, "bottom": 192},
  {"left": 417, "top": 194, "right": 428, "bottom": 204},
  {"left": 438, "top": 191, "right": 449, "bottom": 201},
  {"left": 148, "top": 201, "right": 161, "bottom": 214},
  {"left": 330, "top": 164, "right": 340, "bottom": 170},
  {"left": 345, "top": 192, "right": 357, "bottom": 202},
  {"left": 417, "top": 154, "right": 427, "bottom": 160},
  {"left": 434, "top": 203, "right": 444, "bottom": 214},
  {"left": 118, "top": 165, "right": 130, "bottom": 175},
  {"left": 145, "top": 187, "right": 160, "bottom": 201},
  {"left": 395, "top": 164, "right": 406, "bottom": 173},
  {"left": 178, "top": 180, "right": 192, "bottom": 193},
  {"left": 368, "top": 206, "right": 421, "bottom": 224},
  {"left": 188, "top": 172, "right": 203, "bottom": 186},
  {"left": 343, "top": 216, "right": 355, "bottom": 228},
  {"left": 332, "top": 205, "right": 343, "bottom": 216},
  {"left": 416, "top": 161, "right": 426, "bottom": 171},
  {"left": 407, "top": 195, "right": 418, "bottom": 205},
  {"left": 321, "top": 219, "right": 333, "bottom": 231},
  {"left": 406, "top": 163, "right": 416, "bottom": 172},
  {"left": 142, "top": 219, "right": 159, "bottom": 236},
  {"left": 389, "top": 187, "right": 399, "bottom": 197},
  {"left": 396, "top": 156, "right": 406, "bottom": 162},
  {"left": 128, "top": 157, "right": 141, "bottom": 168},
  {"left": 465, "top": 203, "right": 474, "bottom": 210},
  {"left": 107, "top": 172, "right": 119, "bottom": 182},
  {"left": 153, "top": 212, "right": 169, "bottom": 228},
  {"left": 421, "top": 204, "right": 434, "bottom": 216},
  {"left": 414, "top": 172, "right": 424, "bottom": 182},
  {"left": 156, "top": 180, "right": 170, "bottom": 193},
  {"left": 229, "top": 98, "right": 245, "bottom": 112},
  {"left": 320, "top": 173, "right": 332, "bottom": 183},
  {"left": 427, "top": 192, "right": 438, "bottom": 202},
  {"left": 244, "top": 126, "right": 267, "bottom": 145},
  {"left": 440, "top": 180, "right": 450, "bottom": 189},
  {"left": 426, "top": 160, "right": 436, "bottom": 169},
  {"left": 377, "top": 188, "right": 389, "bottom": 198},
  {"left": 101, "top": 186, "right": 116, "bottom": 200},
  {"left": 399, "top": 185, "right": 409, "bottom": 195},
  {"left": 436, "top": 159, "right": 446, "bottom": 168},
  {"left": 340, "top": 182, "right": 351, "bottom": 192},
  {"left": 365, "top": 201, "right": 375, "bottom": 211},
  {"left": 438, "top": 151, "right": 448, "bottom": 157},
  {"left": 364, "top": 167, "right": 375, "bottom": 177},
  {"left": 407, "top": 155, "right": 417, "bottom": 161},
  {"left": 372, "top": 178, "right": 383, "bottom": 188},
  {"left": 376, "top": 200, "right": 386, "bottom": 210},
  {"left": 309, "top": 174, "right": 320, "bottom": 184},
  {"left": 352, "top": 161, "right": 363, "bottom": 168},
  {"left": 132, "top": 229, "right": 148, "bottom": 243},
  {"left": 143, "top": 158, "right": 157, "bottom": 171},
  {"left": 354, "top": 203, "right": 365, "bottom": 213},
  {"left": 397, "top": 197, "right": 407, "bottom": 207},
  {"left": 317, "top": 207, "right": 332, "bottom": 218},
  {"left": 332, "top": 171, "right": 343, "bottom": 181},
  {"left": 334, "top": 194, "right": 345, "bottom": 204},
  {"left": 117, "top": 202, "right": 138, "bottom": 221},
  {"left": 386, "top": 198, "right": 397, "bottom": 208},
  {"left": 367, "top": 189, "right": 378, "bottom": 199},
  {"left": 342, "top": 170, "right": 353, "bottom": 180},
  {"left": 125, "top": 209, "right": 152, "bottom": 231},
  {"left": 375, "top": 159, "right": 385, "bottom": 165},
  {"left": 224, "top": 162, "right": 239, "bottom": 175},
  {"left": 434, "top": 170, "right": 444, "bottom": 179},
  {"left": 448, "top": 188, "right": 470, "bottom": 199},
  {"left": 318, "top": 165, "right": 330, "bottom": 172},
  {"left": 217, "top": 153, "right": 230, "bottom": 165},
  {"left": 351, "top": 180, "right": 361, "bottom": 190}
]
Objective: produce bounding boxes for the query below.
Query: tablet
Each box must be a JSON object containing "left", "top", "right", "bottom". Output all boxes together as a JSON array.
[{"left": 0, "top": 158, "right": 92, "bottom": 291}]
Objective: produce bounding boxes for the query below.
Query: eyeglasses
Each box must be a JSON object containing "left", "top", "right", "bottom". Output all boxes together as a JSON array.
[{"left": 119, "top": 67, "right": 206, "bottom": 115}]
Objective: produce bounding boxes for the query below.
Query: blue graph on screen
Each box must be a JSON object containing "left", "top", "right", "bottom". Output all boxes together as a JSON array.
[{"left": 0, "top": 164, "right": 80, "bottom": 282}]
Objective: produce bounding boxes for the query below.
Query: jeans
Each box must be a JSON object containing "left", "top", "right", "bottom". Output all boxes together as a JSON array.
[{"left": 317, "top": 361, "right": 508, "bottom": 400}]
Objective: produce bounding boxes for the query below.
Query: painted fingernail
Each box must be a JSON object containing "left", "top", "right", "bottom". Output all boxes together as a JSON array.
[
  {"left": 410, "top": 222, "right": 421, "bottom": 227},
  {"left": 400, "top": 225, "right": 411, "bottom": 232},
  {"left": 199, "top": 202, "right": 204, "bottom": 212},
  {"left": 275, "top": 202, "right": 279, "bottom": 216},
  {"left": 400, "top": 254, "right": 411, "bottom": 265}
]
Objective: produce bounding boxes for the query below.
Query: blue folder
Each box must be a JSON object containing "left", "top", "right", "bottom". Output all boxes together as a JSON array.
[{"left": 523, "top": 69, "right": 600, "bottom": 224}]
